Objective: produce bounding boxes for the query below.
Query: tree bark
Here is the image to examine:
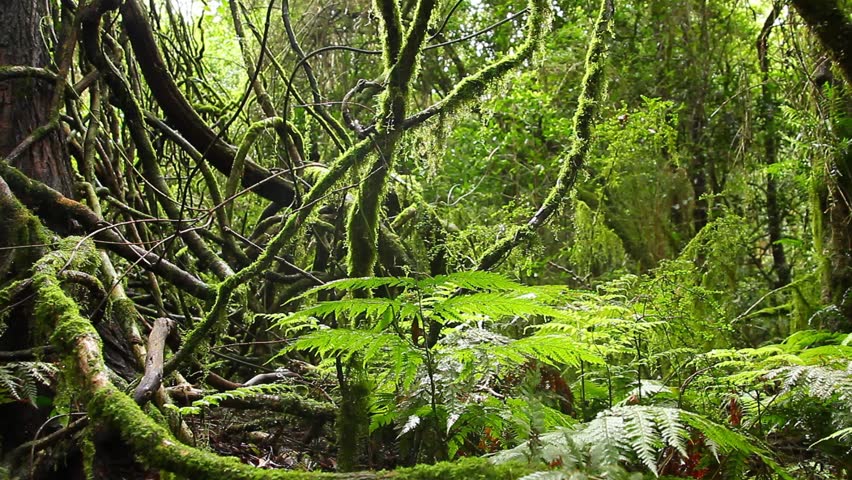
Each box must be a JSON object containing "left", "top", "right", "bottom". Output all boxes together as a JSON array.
[
  {"left": 757, "top": 7, "right": 792, "bottom": 290},
  {"left": 790, "top": 0, "right": 852, "bottom": 85},
  {"left": 0, "top": 0, "right": 75, "bottom": 197},
  {"left": 792, "top": 0, "right": 852, "bottom": 329}
]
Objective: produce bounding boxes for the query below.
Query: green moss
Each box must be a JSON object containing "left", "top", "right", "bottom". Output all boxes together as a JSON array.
[
  {"left": 379, "top": 458, "right": 534, "bottom": 479},
  {"left": 336, "top": 377, "right": 373, "bottom": 472},
  {"left": 88, "top": 384, "right": 538, "bottom": 479},
  {"left": 82, "top": 427, "right": 96, "bottom": 480},
  {"left": 28, "top": 238, "right": 101, "bottom": 343},
  {"left": 374, "top": 0, "right": 402, "bottom": 68},
  {"left": 0, "top": 181, "right": 49, "bottom": 277}
]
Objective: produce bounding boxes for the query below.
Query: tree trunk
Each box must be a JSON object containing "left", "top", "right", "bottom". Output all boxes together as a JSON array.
[
  {"left": 790, "top": 0, "right": 852, "bottom": 85},
  {"left": 792, "top": 1, "right": 852, "bottom": 330},
  {"left": 0, "top": 0, "right": 75, "bottom": 197},
  {"left": 757, "top": 7, "right": 792, "bottom": 291},
  {"left": 0, "top": 0, "right": 76, "bottom": 467}
]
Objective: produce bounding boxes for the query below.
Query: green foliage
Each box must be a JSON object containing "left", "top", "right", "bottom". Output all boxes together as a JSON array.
[
  {"left": 490, "top": 405, "right": 789, "bottom": 479},
  {"left": 164, "top": 383, "right": 295, "bottom": 416},
  {"left": 0, "top": 361, "right": 56, "bottom": 405},
  {"left": 274, "top": 271, "right": 605, "bottom": 462},
  {"left": 567, "top": 201, "right": 627, "bottom": 279},
  {"left": 6, "top": 0, "right": 852, "bottom": 476}
]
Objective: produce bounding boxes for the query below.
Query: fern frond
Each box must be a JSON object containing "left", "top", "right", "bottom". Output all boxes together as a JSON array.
[
  {"left": 622, "top": 406, "right": 660, "bottom": 473},
  {"left": 167, "top": 383, "right": 295, "bottom": 416},
  {"left": 491, "top": 405, "right": 788, "bottom": 478},
  {"left": 286, "top": 328, "right": 415, "bottom": 366},
  {"left": 296, "top": 276, "right": 420, "bottom": 300},
  {"left": 422, "top": 271, "right": 525, "bottom": 291},
  {"left": 257, "top": 312, "right": 320, "bottom": 336},
  {"left": 496, "top": 335, "right": 605, "bottom": 367},
  {"left": 811, "top": 426, "right": 852, "bottom": 447},
  {"left": 435, "top": 292, "right": 567, "bottom": 322},
  {"left": 617, "top": 380, "right": 673, "bottom": 407},
  {"left": 766, "top": 363, "right": 852, "bottom": 400},
  {"left": 655, "top": 406, "right": 689, "bottom": 458},
  {"left": 0, "top": 361, "right": 56, "bottom": 405},
  {"left": 272, "top": 298, "right": 418, "bottom": 330}
]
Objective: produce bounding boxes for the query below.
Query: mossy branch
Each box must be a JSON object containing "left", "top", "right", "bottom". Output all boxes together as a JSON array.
[
  {"left": 399, "top": 0, "right": 550, "bottom": 131},
  {"left": 375, "top": 0, "right": 403, "bottom": 68},
  {"left": 346, "top": 0, "right": 438, "bottom": 278},
  {"left": 476, "top": 0, "right": 614, "bottom": 271},
  {"left": 790, "top": 0, "right": 852, "bottom": 84},
  {"left": 226, "top": 117, "right": 286, "bottom": 224}
]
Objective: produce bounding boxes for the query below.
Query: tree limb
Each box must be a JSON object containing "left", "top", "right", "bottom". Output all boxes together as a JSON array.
[{"left": 134, "top": 317, "right": 175, "bottom": 405}]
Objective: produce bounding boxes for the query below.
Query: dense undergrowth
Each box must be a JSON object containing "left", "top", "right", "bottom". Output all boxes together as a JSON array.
[{"left": 1, "top": 0, "right": 851, "bottom": 478}]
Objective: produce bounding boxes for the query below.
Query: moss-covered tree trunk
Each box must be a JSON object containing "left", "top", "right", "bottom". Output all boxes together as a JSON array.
[{"left": 792, "top": 0, "right": 852, "bottom": 330}]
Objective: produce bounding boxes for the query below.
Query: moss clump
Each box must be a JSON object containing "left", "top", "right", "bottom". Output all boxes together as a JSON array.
[
  {"left": 30, "top": 238, "right": 102, "bottom": 344},
  {"left": 0, "top": 180, "right": 49, "bottom": 278},
  {"left": 336, "top": 377, "right": 373, "bottom": 472}
]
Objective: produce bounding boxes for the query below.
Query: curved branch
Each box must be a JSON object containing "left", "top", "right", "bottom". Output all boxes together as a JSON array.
[
  {"left": 374, "top": 0, "right": 404, "bottom": 67},
  {"left": 134, "top": 317, "right": 175, "bottom": 405},
  {"left": 397, "top": 0, "right": 547, "bottom": 131},
  {"left": 422, "top": 8, "right": 529, "bottom": 52},
  {"left": 119, "top": 0, "right": 297, "bottom": 206},
  {"left": 281, "top": 0, "right": 350, "bottom": 148},
  {"left": 476, "top": 0, "right": 613, "bottom": 271}
]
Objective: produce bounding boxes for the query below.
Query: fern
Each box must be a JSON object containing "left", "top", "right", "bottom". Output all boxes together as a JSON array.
[
  {"left": 269, "top": 298, "right": 415, "bottom": 329},
  {"left": 273, "top": 272, "right": 627, "bottom": 464},
  {"left": 422, "top": 271, "right": 526, "bottom": 291},
  {"left": 434, "top": 292, "right": 567, "bottom": 322},
  {"left": 295, "top": 271, "right": 526, "bottom": 301},
  {"left": 491, "top": 405, "right": 790, "bottom": 478},
  {"left": 494, "top": 335, "right": 605, "bottom": 368},
  {"left": 165, "top": 383, "right": 296, "bottom": 416},
  {"left": 811, "top": 426, "right": 852, "bottom": 447},
  {"left": 766, "top": 363, "right": 852, "bottom": 401},
  {"left": 0, "top": 361, "right": 57, "bottom": 405},
  {"left": 284, "top": 328, "right": 416, "bottom": 366}
]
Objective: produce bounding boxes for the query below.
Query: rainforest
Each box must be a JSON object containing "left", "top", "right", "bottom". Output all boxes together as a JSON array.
[{"left": 0, "top": 0, "right": 850, "bottom": 478}]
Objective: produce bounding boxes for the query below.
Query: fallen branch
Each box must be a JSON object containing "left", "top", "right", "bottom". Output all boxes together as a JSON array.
[{"left": 134, "top": 317, "right": 175, "bottom": 405}]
